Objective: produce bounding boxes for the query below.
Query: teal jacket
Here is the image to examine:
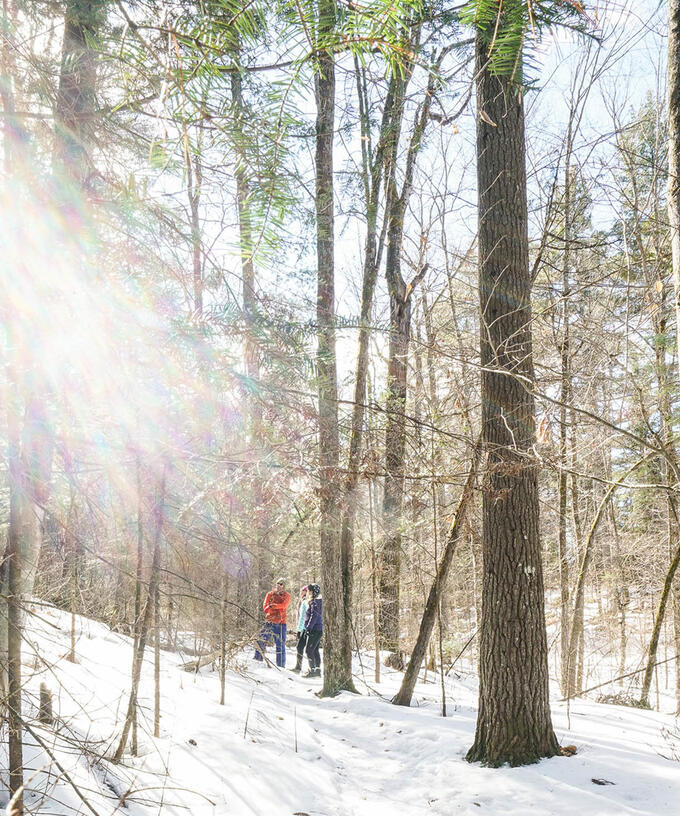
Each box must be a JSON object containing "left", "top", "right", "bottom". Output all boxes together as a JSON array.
[{"left": 296, "top": 600, "right": 308, "bottom": 633}]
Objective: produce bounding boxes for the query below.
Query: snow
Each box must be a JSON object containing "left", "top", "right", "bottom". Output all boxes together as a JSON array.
[{"left": 2, "top": 604, "right": 679, "bottom": 816}]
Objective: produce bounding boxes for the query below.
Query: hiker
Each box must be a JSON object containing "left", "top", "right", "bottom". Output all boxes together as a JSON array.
[
  {"left": 303, "top": 583, "right": 322, "bottom": 678},
  {"left": 291, "top": 584, "right": 308, "bottom": 673},
  {"left": 254, "top": 578, "right": 291, "bottom": 668}
]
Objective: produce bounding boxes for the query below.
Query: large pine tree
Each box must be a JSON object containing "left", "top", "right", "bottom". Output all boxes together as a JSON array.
[{"left": 465, "top": 0, "right": 561, "bottom": 766}]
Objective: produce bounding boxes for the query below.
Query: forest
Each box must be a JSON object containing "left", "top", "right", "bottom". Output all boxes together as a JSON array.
[{"left": 1, "top": 0, "right": 680, "bottom": 813}]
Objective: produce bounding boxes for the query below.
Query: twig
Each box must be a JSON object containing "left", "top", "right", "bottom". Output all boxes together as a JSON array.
[
  {"left": 558, "top": 654, "right": 679, "bottom": 702},
  {"left": 243, "top": 690, "right": 255, "bottom": 739},
  {"left": 445, "top": 630, "right": 477, "bottom": 676},
  {"left": 19, "top": 716, "right": 102, "bottom": 816}
]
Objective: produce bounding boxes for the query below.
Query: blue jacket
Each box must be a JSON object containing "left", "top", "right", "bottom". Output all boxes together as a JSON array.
[{"left": 304, "top": 598, "right": 322, "bottom": 632}]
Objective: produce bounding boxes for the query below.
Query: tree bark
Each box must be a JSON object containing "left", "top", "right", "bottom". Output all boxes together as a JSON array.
[
  {"left": 314, "top": 0, "right": 352, "bottom": 696},
  {"left": 466, "top": 37, "right": 559, "bottom": 767}
]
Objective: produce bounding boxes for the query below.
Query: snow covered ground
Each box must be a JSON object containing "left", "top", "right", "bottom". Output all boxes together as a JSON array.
[{"left": 2, "top": 603, "right": 679, "bottom": 815}]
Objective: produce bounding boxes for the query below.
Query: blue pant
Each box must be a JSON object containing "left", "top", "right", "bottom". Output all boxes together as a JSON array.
[{"left": 254, "top": 622, "right": 287, "bottom": 667}]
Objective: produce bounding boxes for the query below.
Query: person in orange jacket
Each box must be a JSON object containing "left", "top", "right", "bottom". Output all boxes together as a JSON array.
[{"left": 253, "top": 578, "right": 291, "bottom": 667}]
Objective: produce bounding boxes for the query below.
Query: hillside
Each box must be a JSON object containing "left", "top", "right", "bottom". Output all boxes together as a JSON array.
[{"left": 2, "top": 604, "right": 678, "bottom": 816}]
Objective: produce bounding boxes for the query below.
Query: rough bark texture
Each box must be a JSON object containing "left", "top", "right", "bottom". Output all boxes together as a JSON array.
[
  {"left": 314, "top": 0, "right": 352, "bottom": 696},
  {"left": 466, "top": 37, "right": 559, "bottom": 767}
]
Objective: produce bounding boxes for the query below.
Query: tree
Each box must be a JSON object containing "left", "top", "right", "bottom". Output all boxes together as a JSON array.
[
  {"left": 465, "top": 0, "right": 562, "bottom": 766},
  {"left": 313, "top": 0, "right": 352, "bottom": 696},
  {"left": 667, "top": 0, "right": 680, "bottom": 715}
]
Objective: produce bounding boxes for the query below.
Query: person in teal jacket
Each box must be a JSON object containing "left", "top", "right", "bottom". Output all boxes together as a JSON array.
[{"left": 291, "top": 585, "right": 308, "bottom": 673}]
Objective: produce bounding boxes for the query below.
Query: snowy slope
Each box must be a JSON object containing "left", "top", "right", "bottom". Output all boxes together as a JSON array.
[{"left": 2, "top": 604, "right": 679, "bottom": 816}]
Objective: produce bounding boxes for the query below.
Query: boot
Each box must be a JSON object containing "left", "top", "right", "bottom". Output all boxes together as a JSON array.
[
  {"left": 290, "top": 653, "right": 303, "bottom": 673},
  {"left": 304, "top": 667, "right": 320, "bottom": 678}
]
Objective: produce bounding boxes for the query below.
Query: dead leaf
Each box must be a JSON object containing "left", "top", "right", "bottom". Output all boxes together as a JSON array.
[{"left": 479, "top": 109, "right": 497, "bottom": 127}]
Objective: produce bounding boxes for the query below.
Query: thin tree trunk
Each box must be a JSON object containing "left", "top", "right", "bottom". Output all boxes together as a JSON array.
[
  {"left": 153, "top": 576, "right": 160, "bottom": 738},
  {"left": 220, "top": 572, "right": 227, "bottom": 705},
  {"left": 132, "top": 451, "right": 144, "bottom": 755},
  {"left": 558, "top": 145, "right": 572, "bottom": 696},
  {"left": 6, "top": 358, "right": 24, "bottom": 812},
  {"left": 670, "top": 0, "right": 680, "bottom": 385},
  {"left": 186, "top": 148, "right": 202, "bottom": 317},
  {"left": 336, "top": 58, "right": 400, "bottom": 685},
  {"left": 378, "top": 41, "right": 440, "bottom": 656},
  {"left": 608, "top": 502, "right": 629, "bottom": 676},
  {"left": 640, "top": 529, "right": 680, "bottom": 706},
  {"left": 466, "top": 35, "right": 559, "bottom": 767},
  {"left": 114, "top": 467, "right": 166, "bottom": 763},
  {"left": 67, "top": 488, "right": 77, "bottom": 663}
]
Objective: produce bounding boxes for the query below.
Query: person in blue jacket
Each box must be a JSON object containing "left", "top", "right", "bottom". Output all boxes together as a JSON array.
[
  {"left": 291, "top": 585, "right": 308, "bottom": 673},
  {"left": 303, "top": 583, "right": 322, "bottom": 678}
]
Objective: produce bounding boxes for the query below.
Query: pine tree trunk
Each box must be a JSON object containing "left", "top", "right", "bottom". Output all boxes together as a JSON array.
[
  {"left": 558, "top": 149, "right": 572, "bottom": 696},
  {"left": 466, "top": 36, "right": 559, "bottom": 766},
  {"left": 314, "top": 0, "right": 352, "bottom": 696}
]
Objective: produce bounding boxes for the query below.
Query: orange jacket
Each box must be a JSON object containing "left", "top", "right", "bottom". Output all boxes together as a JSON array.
[{"left": 263, "top": 590, "right": 291, "bottom": 624}]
